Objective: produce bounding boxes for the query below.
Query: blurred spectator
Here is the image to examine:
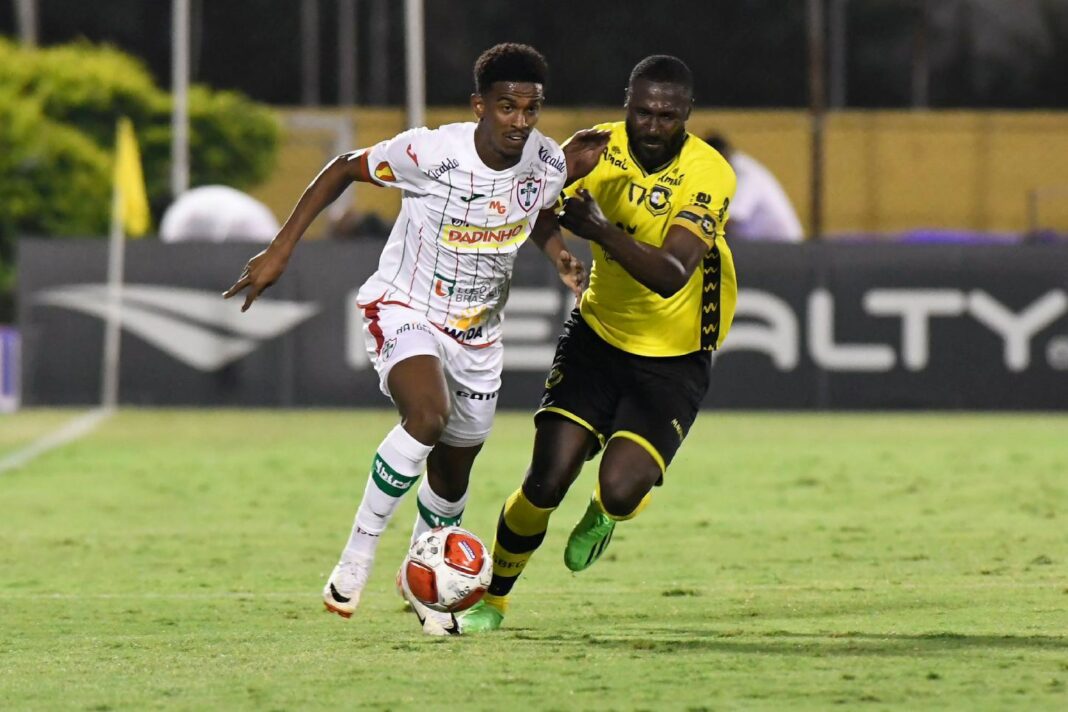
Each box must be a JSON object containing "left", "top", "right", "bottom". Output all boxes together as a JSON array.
[
  {"left": 159, "top": 185, "right": 280, "bottom": 243},
  {"left": 329, "top": 209, "right": 391, "bottom": 240},
  {"left": 705, "top": 133, "right": 804, "bottom": 242}
]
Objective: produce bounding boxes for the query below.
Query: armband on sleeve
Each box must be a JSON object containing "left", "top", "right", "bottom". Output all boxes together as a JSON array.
[{"left": 671, "top": 206, "right": 721, "bottom": 247}]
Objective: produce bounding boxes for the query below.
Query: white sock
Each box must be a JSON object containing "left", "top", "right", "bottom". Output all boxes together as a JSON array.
[
  {"left": 343, "top": 425, "right": 433, "bottom": 562},
  {"left": 410, "top": 477, "right": 468, "bottom": 545}
]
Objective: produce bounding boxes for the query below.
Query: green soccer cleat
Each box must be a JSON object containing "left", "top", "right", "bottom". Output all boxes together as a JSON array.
[
  {"left": 461, "top": 600, "right": 505, "bottom": 633},
  {"left": 564, "top": 498, "right": 616, "bottom": 572}
]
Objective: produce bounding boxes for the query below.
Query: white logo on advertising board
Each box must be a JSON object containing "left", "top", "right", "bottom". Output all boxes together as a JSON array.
[
  {"left": 35, "top": 284, "right": 319, "bottom": 372},
  {"left": 721, "top": 288, "right": 1068, "bottom": 373}
]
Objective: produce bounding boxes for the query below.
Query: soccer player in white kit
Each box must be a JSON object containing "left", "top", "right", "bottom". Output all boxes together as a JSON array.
[{"left": 224, "top": 44, "right": 608, "bottom": 635}]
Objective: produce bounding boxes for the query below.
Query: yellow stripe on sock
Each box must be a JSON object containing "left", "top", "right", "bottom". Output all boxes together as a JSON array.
[
  {"left": 481, "top": 593, "right": 509, "bottom": 613},
  {"left": 502, "top": 488, "right": 555, "bottom": 537}
]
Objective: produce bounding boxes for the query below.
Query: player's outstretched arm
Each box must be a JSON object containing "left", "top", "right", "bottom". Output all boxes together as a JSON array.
[
  {"left": 562, "top": 129, "right": 610, "bottom": 186},
  {"left": 530, "top": 208, "right": 587, "bottom": 299},
  {"left": 559, "top": 189, "right": 704, "bottom": 298},
  {"left": 222, "top": 151, "right": 374, "bottom": 312}
]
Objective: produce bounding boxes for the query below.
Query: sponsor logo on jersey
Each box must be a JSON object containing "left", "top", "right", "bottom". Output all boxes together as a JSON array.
[
  {"left": 538, "top": 145, "right": 565, "bottom": 173},
  {"left": 443, "top": 307, "right": 490, "bottom": 342},
  {"left": 603, "top": 147, "right": 629, "bottom": 171},
  {"left": 425, "top": 157, "right": 459, "bottom": 180},
  {"left": 449, "top": 306, "right": 488, "bottom": 331},
  {"left": 488, "top": 199, "right": 507, "bottom": 216},
  {"left": 516, "top": 175, "right": 542, "bottom": 213},
  {"left": 396, "top": 322, "right": 433, "bottom": 335},
  {"left": 658, "top": 169, "right": 685, "bottom": 186},
  {"left": 442, "top": 325, "right": 485, "bottom": 342},
  {"left": 441, "top": 218, "right": 529, "bottom": 250},
  {"left": 460, "top": 192, "right": 485, "bottom": 203},
  {"left": 695, "top": 191, "right": 713, "bottom": 206},
  {"left": 433, "top": 273, "right": 456, "bottom": 297},
  {"left": 453, "top": 282, "right": 504, "bottom": 303},
  {"left": 373, "top": 161, "right": 396, "bottom": 182},
  {"left": 406, "top": 143, "right": 419, "bottom": 165}
]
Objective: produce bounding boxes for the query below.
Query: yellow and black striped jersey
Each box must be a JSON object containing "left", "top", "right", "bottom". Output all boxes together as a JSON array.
[{"left": 566, "top": 122, "right": 738, "bottom": 356}]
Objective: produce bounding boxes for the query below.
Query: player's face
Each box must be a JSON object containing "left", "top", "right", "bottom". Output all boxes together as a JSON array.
[
  {"left": 625, "top": 79, "right": 692, "bottom": 170},
  {"left": 472, "top": 81, "right": 544, "bottom": 163}
]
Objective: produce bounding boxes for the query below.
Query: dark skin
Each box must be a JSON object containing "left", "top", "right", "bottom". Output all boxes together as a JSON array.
[
  {"left": 223, "top": 79, "right": 607, "bottom": 502},
  {"left": 524, "top": 78, "right": 709, "bottom": 516}
]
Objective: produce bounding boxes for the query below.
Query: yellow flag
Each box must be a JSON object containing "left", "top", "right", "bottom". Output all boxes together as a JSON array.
[{"left": 113, "top": 117, "right": 151, "bottom": 237}]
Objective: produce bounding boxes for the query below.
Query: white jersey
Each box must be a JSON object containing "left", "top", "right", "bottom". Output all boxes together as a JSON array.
[{"left": 356, "top": 122, "right": 567, "bottom": 347}]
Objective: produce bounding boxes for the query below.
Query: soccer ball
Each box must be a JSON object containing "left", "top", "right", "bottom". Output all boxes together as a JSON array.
[{"left": 401, "top": 526, "right": 492, "bottom": 613}]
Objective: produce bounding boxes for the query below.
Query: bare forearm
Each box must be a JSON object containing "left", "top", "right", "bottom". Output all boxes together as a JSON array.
[
  {"left": 592, "top": 226, "right": 690, "bottom": 298},
  {"left": 530, "top": 209, "right": 565, "bottom": 262},
  {"left": 533, "top": 228, "right": 568, "bottom": 264}
]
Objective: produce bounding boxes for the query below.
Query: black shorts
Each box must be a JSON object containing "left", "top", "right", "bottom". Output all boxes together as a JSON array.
[{"left": 536, "top": 310, "right": 711, "bottom": 480}]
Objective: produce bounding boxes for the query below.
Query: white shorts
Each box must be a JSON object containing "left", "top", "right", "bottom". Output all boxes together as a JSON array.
[{"left": 361, "top": 301, "right": 502, "bottom": 448}]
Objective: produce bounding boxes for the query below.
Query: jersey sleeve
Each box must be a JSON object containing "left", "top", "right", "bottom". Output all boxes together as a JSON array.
[
  {"left": 362, "top": 127, "right": 433, "bottom": 194},
  {"left": 670, "top": 163, "right": 737, "bottom": 249}
]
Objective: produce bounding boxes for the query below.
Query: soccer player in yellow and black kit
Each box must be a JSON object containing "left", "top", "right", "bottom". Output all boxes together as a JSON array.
[{"left": 463, "top": 55, "right": 737, "bottom": 632}]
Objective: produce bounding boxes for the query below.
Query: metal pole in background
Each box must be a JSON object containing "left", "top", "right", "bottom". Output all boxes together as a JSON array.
[
  {"left": 171, "top": 0, "right": 190, "bottom": 197},
  {"left": 911, "top": 0, "right": 930, "bottom": 109},
  {"left": 101, "top": 186, "right": 126, "bottom": 409},
  {"left": 14, "top": 0, "right": 38, "bottom": 46},
  {"left": 301, "top": 0, "right": 321, "bottom": 105},
  {"left": 828, "top": 0, "right": 847, "bottom": 108},
  {"left": 369, "top": 0, "right": 390, "bottom": 104},
  {"left": 338, "top": 0, "right": 358, "bottom": 106},
  {"left": 807, "top": 0, "right": 827, "bottom": 240},
  {"left": 404, "top": 0, "right": 425, "bottom": 128}
]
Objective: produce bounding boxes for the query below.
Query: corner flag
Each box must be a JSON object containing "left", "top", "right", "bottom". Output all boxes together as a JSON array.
[{"left": 113, "top": 117, "right": 151, "bottom": 238}]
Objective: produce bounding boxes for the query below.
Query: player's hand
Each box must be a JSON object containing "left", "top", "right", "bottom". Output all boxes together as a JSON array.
[
  {"left": 222, "top": 243, "right": 291, "bottom": 312},
  {"left": 555, "top": 250, "right": 587, "bottom": 299},
  {"left": 563, "top": 129, "right": 610, "bottom": 185},
  {"left": 559, "top": 189, "right": 611, "bottom": 242}
]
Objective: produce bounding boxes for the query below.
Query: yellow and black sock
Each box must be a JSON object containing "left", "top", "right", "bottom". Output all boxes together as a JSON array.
[{"left": 485, "top": 488, "right": 555, "bottom": 611}]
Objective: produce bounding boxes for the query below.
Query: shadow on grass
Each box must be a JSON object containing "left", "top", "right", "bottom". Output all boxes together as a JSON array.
[{"left": 504, "top": 628, "right": 1068, "bottom": 657}]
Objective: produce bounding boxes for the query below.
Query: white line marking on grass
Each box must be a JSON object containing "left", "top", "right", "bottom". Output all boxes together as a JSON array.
[
  {"left": 0, "top": 408, "right": 113, "bottom": 475},
  {"left": 0, "top": 581, "right": 1058, "bottom": 601}
]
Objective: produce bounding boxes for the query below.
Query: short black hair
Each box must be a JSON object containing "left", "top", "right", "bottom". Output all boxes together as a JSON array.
[
  {"left": 629, "top": 55, "right": 693, "bottom": 94},
  {"left": 474, "top": 43, "right": 548, "bottom": 94}
]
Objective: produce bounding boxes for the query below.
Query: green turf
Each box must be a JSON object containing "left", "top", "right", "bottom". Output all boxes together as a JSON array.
[{"left": 1, "top": 409, "right": 1065, "bottom": 710}]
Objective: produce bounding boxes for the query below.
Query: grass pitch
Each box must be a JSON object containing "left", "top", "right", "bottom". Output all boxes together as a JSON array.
[{"left": 1, "top": 409, "right": 1066, "bottom": 711}]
